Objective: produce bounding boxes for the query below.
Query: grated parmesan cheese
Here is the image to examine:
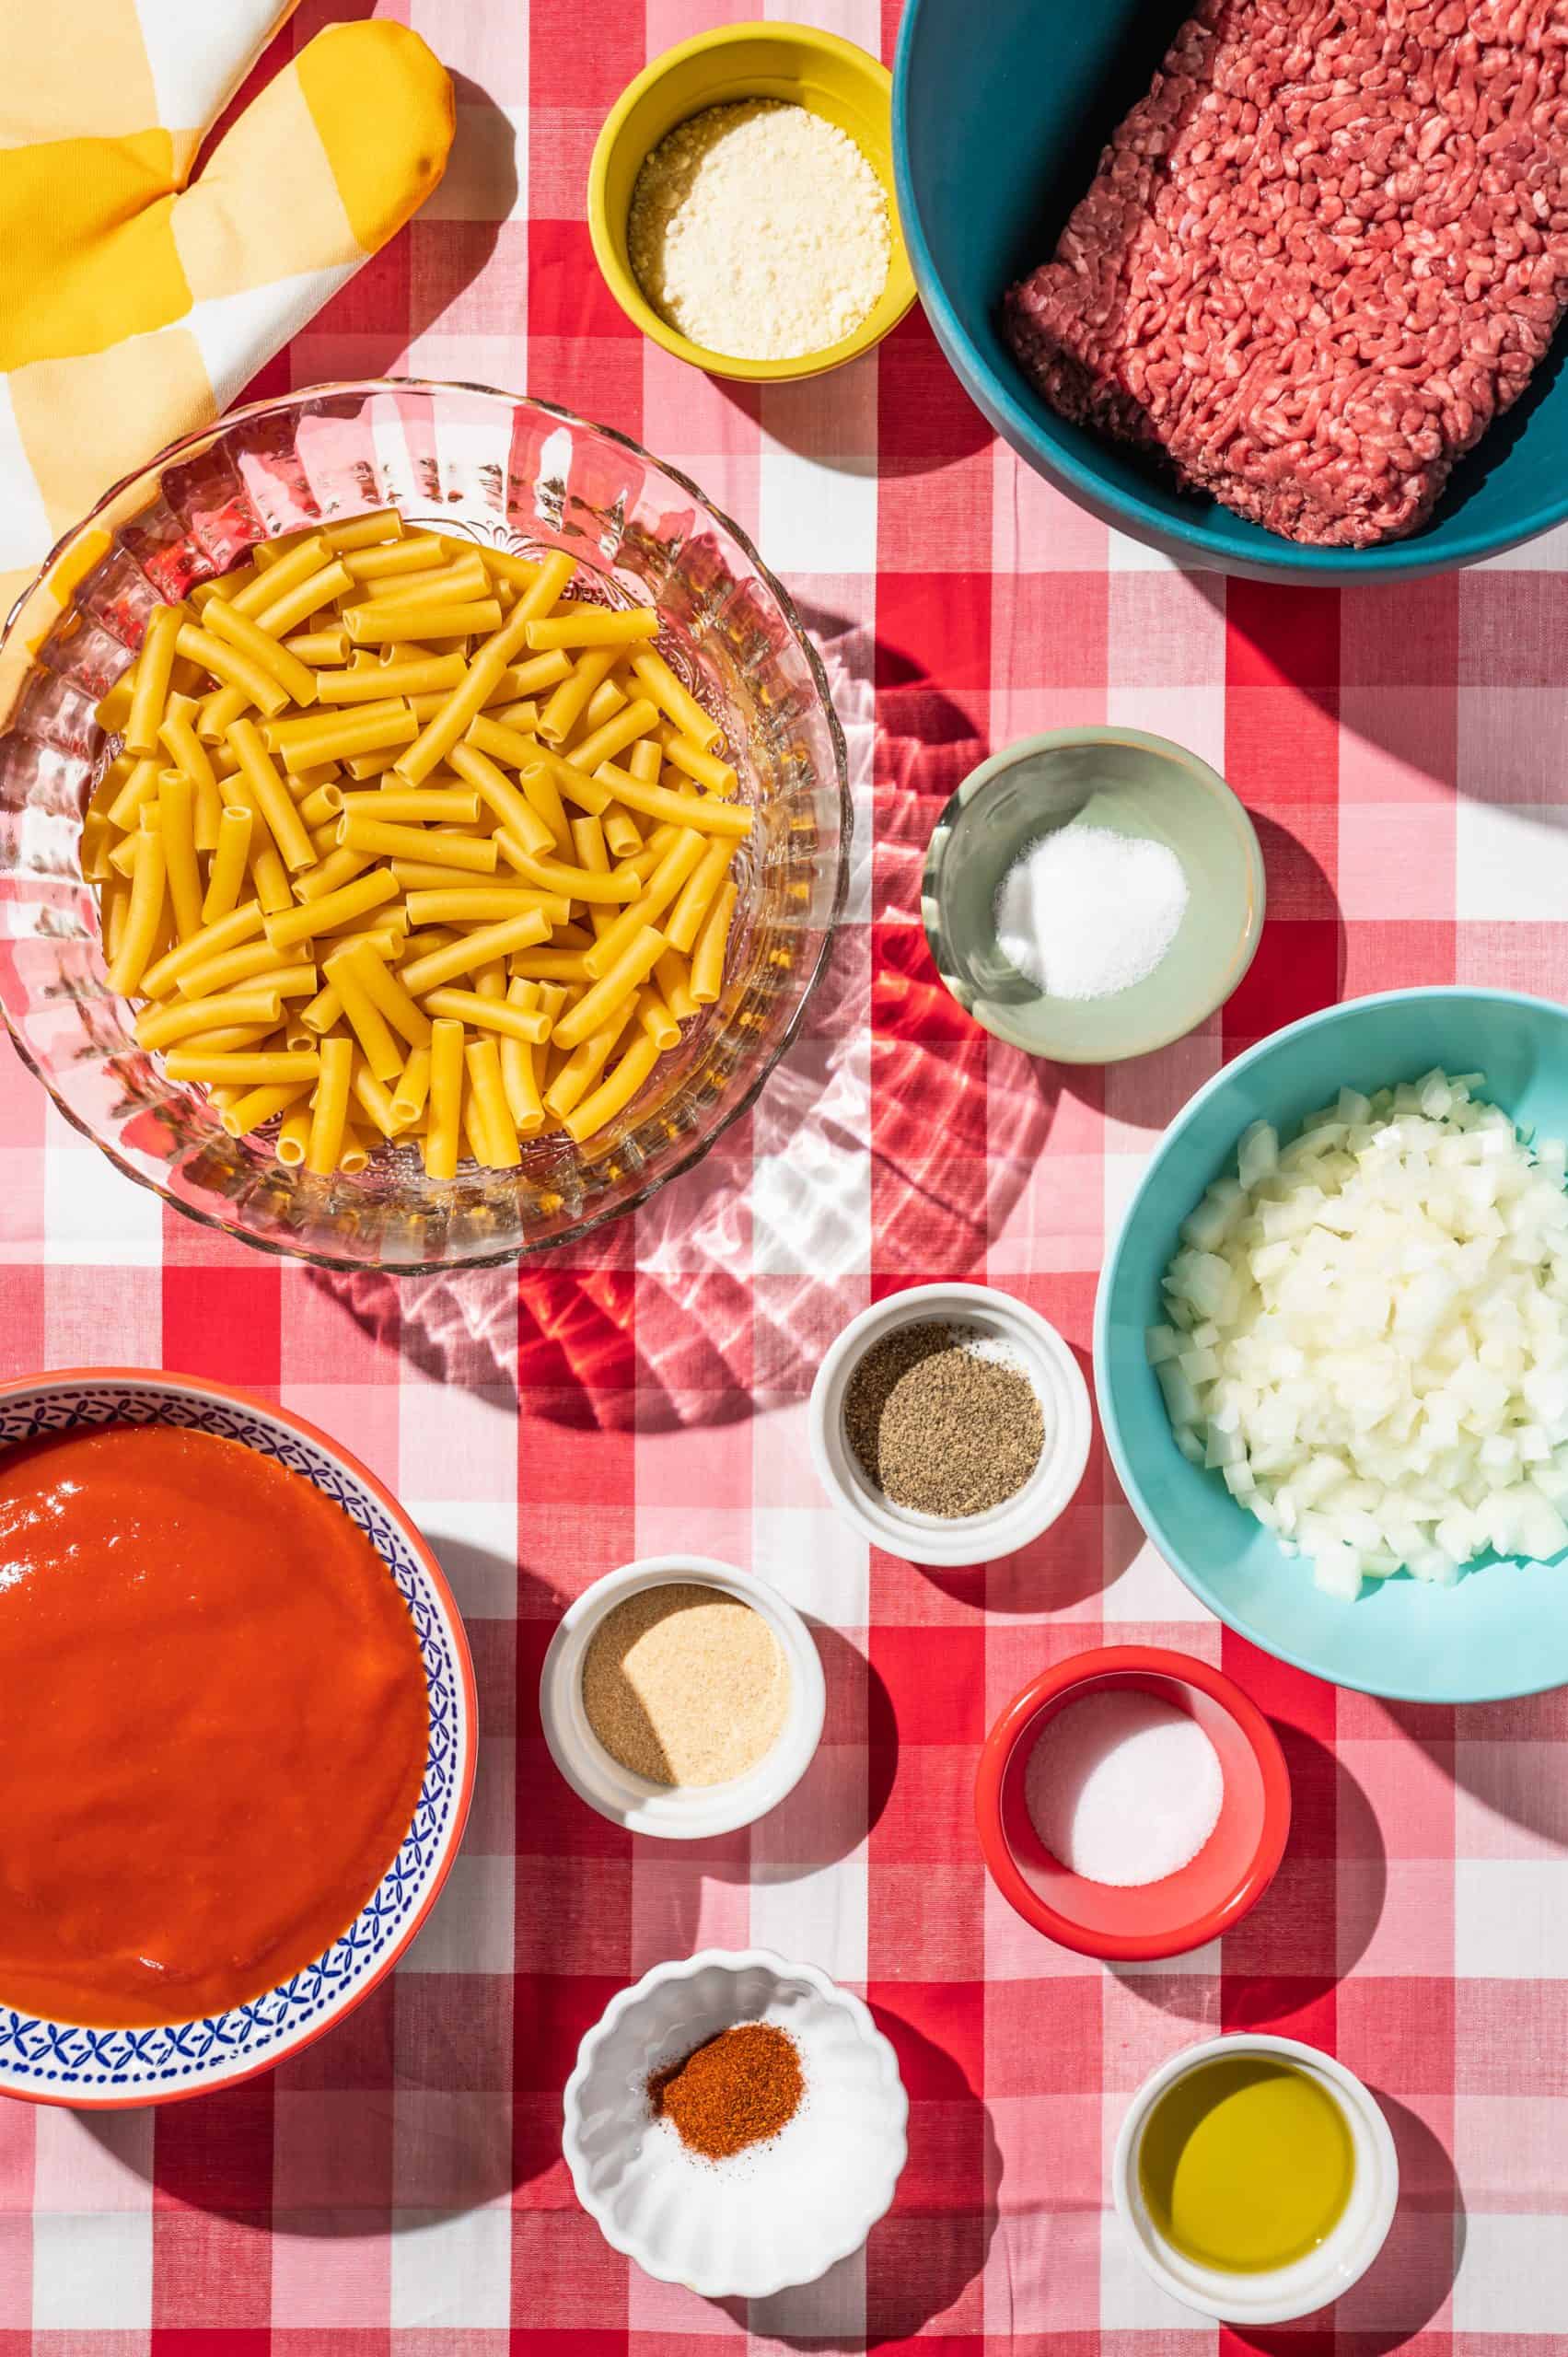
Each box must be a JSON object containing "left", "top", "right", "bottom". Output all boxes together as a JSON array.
[{"left": 627, "top": 99, "right": 891, "bottom": 362}]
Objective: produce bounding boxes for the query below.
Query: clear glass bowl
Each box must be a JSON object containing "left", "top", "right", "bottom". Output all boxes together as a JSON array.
[{"left": 0, "top": 384, "right": 849, "bottom": 1271}]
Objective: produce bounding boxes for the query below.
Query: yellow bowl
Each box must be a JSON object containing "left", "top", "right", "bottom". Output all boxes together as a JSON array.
[{"left": 588, "top": 25, "right": 917, "bottom": 384}]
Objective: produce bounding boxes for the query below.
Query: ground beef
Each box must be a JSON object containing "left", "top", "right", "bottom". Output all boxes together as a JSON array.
[{"left": 1004, "top": 0, "right": 1568, "bottom": 548}]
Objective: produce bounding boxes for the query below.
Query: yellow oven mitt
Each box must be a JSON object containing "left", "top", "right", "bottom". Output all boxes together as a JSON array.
[{"left": 0, "top": 2, "right": 453, "bottom": 628}]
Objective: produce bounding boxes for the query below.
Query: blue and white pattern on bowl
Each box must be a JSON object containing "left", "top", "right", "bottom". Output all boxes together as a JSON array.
[{"left": 0, "top": 1375, "right": 474, "bottom": 2105}]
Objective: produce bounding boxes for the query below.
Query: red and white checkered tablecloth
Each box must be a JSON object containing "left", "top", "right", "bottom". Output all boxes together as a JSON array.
[{"left": 4, "top": 0, "right": 1567, "bottom": 2348}]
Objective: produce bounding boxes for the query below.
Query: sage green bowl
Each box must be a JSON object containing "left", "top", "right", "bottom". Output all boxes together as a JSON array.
[{"left": 921, "top": 727, "right": 1266, "bottom": 1063}]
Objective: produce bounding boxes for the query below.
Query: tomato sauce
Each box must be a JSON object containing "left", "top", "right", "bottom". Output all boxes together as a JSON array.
[{"left": 0, "top": 1424, "right": 429, "bottom": 2027}]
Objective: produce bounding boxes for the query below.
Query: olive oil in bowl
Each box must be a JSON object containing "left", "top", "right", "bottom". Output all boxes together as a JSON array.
[{"left": 1138, "top": 2055, "right": 1354, "bottom": 2274}]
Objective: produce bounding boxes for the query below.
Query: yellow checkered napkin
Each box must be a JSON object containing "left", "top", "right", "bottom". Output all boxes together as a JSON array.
[{"left": 0, "top": 1, "right": 453, "bottom": 619}]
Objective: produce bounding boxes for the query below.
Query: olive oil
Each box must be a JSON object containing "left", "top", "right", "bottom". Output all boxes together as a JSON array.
[{"left": 1138, "top": 2057, "right": 1354, "bottom": 2273}]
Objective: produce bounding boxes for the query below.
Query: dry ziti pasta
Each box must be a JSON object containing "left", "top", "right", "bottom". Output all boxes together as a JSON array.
[{"left": 90, "top": 514, "right": 750, "bottom": 1174}]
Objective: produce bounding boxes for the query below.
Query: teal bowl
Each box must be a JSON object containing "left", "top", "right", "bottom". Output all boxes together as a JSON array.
[
  {"left": 893, "top": 0, "right": 1568, "bottom": 582},
  {"left": 1097, "top": 989, "right": 1568, "bottom": 1702}
]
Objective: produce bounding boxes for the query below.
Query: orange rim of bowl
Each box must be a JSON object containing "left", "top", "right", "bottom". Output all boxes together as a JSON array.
[
  {"left": 587, "top": 24, "right": 918, "bottom": 383},
  {"left": 0, "top": 1366, "right": 478, "bottom": 2108},
  {"left": 974, "top": 1643, "right": 1293, "bottom": 1962}
]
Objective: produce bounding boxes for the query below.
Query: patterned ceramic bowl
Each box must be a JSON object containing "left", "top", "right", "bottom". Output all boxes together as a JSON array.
[
  {"left": 0, "top": 1369, "right": 476, "bottom": 2108},
  {"left": 0, "top": 381, "right": 849, "bottom": 1271}
]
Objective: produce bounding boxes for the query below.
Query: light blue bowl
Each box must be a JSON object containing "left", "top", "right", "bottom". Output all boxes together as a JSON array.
[
  {"left": 1097, "top": 990, "right": 1568, "bottom": 1702},
  {"left": 893, "top": 0, "right": 1568, "bottom": 582}
]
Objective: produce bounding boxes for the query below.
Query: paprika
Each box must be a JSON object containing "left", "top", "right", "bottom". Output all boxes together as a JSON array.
[{"left": 647, "top": 2021, "right": 803, "bottom": 2158}]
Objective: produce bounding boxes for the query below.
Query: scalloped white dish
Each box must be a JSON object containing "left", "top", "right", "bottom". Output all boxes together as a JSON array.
[
  {"left": 563, "top": 1947, "right": 908, "bottom": 2297},
  {"left": 0, "top": 1369, "right": 476, "bottom": 2108}
]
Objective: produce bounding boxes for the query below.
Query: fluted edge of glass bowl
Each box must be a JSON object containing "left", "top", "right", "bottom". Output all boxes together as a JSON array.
[{"left": 0, "top": 382, "right": 852, "bottom": 1274}]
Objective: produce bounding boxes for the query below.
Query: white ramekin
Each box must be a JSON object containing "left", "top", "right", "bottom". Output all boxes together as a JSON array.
[
  {"left": 1112, "top": 2032, "right": 1400, "bottom": 2324},
  {"left": 807, "top": 1281, "right": 1093, "bottom": 1566},
  {"left": 563, "top": 1946, "right": 908, "bottom": 2298},
  {"left": 538, "top": 1554, "right": 826, "bottom": 1839}
]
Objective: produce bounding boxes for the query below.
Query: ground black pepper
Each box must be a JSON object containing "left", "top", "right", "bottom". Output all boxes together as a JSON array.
[
  {"left": 842, "top": 1319, "right": 1045, "bottom": 1516},
  {"left": 647, "top": 2021, "right": 803, "bottom": 2158}
]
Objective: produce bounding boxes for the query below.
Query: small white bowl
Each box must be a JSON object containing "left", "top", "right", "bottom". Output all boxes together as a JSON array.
[
  {"left": 807, "top": 1281, "right": 1092, "bottom": 1566},
  {"left": 1112, "top": 2032, "right": 1400, "bottom": 2325},
  {"left": 539, "top": 1555, "right": 826, "bottom": 1839},
  {"left": 563, "top": 1946, "right": 908, "bottom": 2298}
]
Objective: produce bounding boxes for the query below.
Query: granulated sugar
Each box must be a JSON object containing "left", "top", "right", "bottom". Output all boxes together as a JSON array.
[
  {"left": 627, "top": 100, "right": 891, "bottom": 361},
  {"left": 994, "top": 823, "right": 1189, "bottom": 1001},
  {"left": 582, "top": 1583, "right": 790, "bottom": 1787},
  {"left": 1024, "top": 1688, "right": 1224, "bottom": 1886}
]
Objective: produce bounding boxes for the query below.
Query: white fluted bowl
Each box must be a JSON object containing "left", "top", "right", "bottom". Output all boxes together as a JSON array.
[{"left": 563, "top": 1947, "right": 908, "bottom": 2298}]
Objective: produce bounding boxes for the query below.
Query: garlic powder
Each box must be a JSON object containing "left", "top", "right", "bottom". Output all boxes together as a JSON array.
[{"left": 628, "top": 100, "right": 891, "bottom": 362}]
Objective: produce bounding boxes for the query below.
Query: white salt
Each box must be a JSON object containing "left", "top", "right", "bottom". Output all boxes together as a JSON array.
[
  {"left": 993, "top": 822, "right": 1189, "bottom": 1001},
  {"left": 963, "top": 1332, "right": 1033, "bottom": 1376},
  {"left": 1024, "top": 1688, "right": 1224, "bottom": 1887}
]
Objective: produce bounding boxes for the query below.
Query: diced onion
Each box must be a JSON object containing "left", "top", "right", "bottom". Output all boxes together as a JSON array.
[{"left": 1153, "top": 1071, "right": 1568, "bottom": 1597}]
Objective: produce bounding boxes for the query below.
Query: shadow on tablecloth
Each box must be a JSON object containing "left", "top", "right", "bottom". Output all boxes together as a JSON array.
[
  {"left": 389, "top": 1536, "right": 897, "bottom": 1886},
  {"left": 70, "top": 1608, "right": 911, "bottom": 2245},
  {"left": 75, "top": 1945, "right": 521, "bottom": 2227},
  {"left": 261, "top": 66, "right": 520, "bottom": 381},
  {"left": 1104, "top": 1732, "right": 1388, "bottom": 2028},
  {"left": 311, "top": 605, "right": 1064, "bottom": 1430},
  {"left": 1213, "top": 551, "right": 1568, "bottom": 845},
  {"left": 1093, "top": 1724, "right": 1465, "bottom": 2347},
  {"left": 724, "top": 2002, "right": 1002, "bottom": 2350},
  {"left": 528, "top": 1608, "right": 899, "bottom": 1900},
  {"left": 1236, "top": 2093, "right": 1464, "bottom": 2351},
  {"left": 1384, "top": 1689, "right": 1568, "bottom": 1844}
]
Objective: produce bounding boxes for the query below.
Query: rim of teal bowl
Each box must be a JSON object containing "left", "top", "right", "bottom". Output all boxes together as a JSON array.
[
  {"left": 890, "top": 0, "right": 1568, "bottom": 581},
  {"left": 1093, "top": 985, "right": 1568, "bottom": 1701}
]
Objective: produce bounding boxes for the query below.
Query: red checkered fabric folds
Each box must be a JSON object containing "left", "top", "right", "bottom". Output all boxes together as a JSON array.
[{"left": 0, "top": 0, "right": 1562, "bottom": 2348}]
